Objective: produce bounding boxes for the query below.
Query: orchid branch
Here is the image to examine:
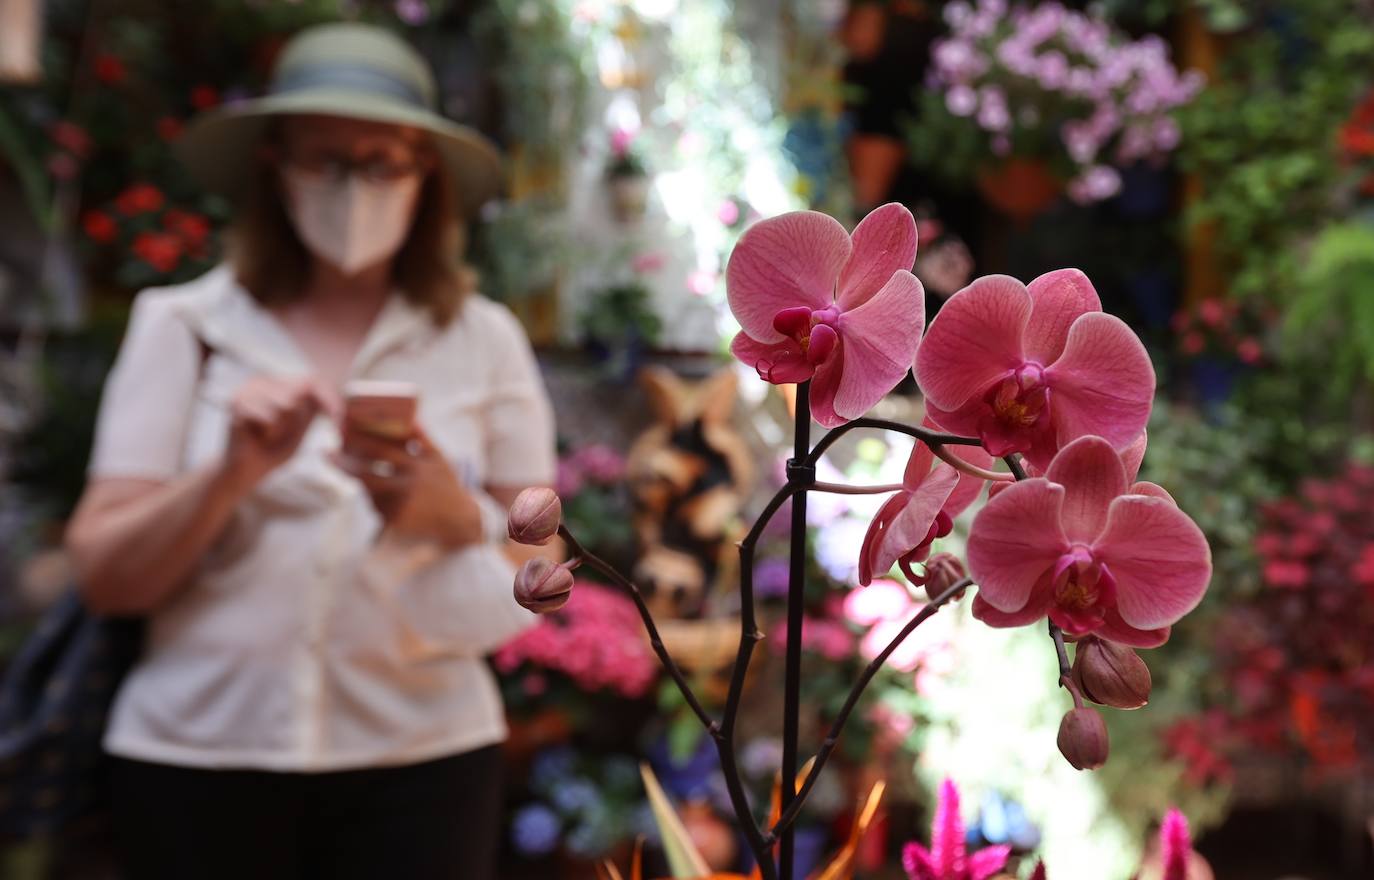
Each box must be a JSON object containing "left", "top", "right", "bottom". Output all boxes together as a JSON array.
[
  {"left": 559, "top": 525, "right": 718, "bottom": 734},
  {"left": 766, "top": 575, "right": 975, "bottom": 842},
  {"left": 804, "top": 417, "right": 982, "bottom": 466},
  {"left": 812, "top": 481, "right": 904, "bottom": 495}
]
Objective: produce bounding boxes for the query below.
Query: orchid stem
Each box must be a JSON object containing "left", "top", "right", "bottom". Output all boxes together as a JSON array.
[
  {"left": 766, "top": 576, "right": 974, "bottom": 842},
  {"left": 932, "top": 444, "right": 1016, "bottom": 481},
  {"left": 811, "top": 481, "right": 904, "bottom": 495},
  {"left": 805, "top": 417, "right": 982, "bottom": 465}
]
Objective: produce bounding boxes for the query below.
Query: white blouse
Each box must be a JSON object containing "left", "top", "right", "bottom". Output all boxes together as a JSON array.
[{"left": 88, "top": 265, "right": 555, "bottom": 772}]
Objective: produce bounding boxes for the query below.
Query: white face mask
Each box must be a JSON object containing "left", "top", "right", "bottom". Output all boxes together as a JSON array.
[{"left": 281, "top": 168, "right": 421, "bottom": 276}]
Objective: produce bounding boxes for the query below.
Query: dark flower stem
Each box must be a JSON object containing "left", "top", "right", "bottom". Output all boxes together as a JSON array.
[{"left": 779, "top": 381, "right": 813, "bottom": 880}]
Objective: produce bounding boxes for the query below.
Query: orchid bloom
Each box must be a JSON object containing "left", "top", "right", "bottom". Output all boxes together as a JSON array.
[
  {"left": 902, "top": 779, "right": 1010, "bottom": 880},
  {"left": 914, "top": 269, "right": 1155, "bottom": 469},
  {"left": 858, "top": 430, "right": 994, "bottom": 586},
  {"left": 728, "top": 203, "right": 925, "bottom": 428},
  {"left": 968, "top": 435, "right": 1210, "bottom": 647}
]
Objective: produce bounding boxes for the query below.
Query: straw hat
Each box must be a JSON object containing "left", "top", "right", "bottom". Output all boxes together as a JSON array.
[{"left": 175, "top": 22, "right": 502, "bottom": 216}]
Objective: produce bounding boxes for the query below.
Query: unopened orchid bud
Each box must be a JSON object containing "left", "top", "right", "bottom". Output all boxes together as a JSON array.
[
  {"left": 1072, "top": 636, "right": 1152, "bottom": 710},
  {"left": 514, "top": 558, "right": 574, "bottom": 614},
  {"left": 1057, "top": 706, "right": 1109, "bottom": 770},
  {"left": 923, "top": 553, "right": 967, "bottom": 603},
  {"left": 508, "top": 487, "right": 562, "bottom": 546}
]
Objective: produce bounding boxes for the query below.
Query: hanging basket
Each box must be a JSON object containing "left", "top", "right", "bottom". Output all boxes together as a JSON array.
[{"left": 976, "top": 158, "right": 1062, "bottom": 224}]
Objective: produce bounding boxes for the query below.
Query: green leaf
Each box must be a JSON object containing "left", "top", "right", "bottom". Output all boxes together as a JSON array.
[{"left": 639, "top": 764, "right": 711, "bottom": 878}]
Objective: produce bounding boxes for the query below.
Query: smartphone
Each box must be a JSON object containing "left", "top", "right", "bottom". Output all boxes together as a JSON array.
[{"left": 342, "top": 380, "right": 419, "bottom": 440}]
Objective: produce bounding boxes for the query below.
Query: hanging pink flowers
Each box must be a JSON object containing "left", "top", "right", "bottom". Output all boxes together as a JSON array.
[
  {"left": 728, "top": 202, "right": 925, "bottom": 428},
  {"left": 967, "top": 435, "right": 1210, "bottom": 647},
  {"left": 914, "top": 269, "right": 1155, "bottom": 469}
]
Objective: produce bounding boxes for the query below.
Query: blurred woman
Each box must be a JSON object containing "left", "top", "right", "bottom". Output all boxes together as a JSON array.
[{"left": 64, "top": 23, "right": 553, "bottom": 879}]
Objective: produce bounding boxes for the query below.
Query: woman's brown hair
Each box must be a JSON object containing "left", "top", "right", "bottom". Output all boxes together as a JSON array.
[{"left": 229, "top": 130, "right": 473, "bottom": 325}]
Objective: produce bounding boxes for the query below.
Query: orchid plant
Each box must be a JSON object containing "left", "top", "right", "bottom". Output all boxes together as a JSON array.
[{"left": 507, "top": 202, "right": 1212, "bottom": 879}]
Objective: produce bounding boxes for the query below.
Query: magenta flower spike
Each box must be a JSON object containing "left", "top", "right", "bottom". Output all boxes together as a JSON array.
[
  {"left": 728, "top": 202, "right": 925, "bottom": 428},
  {"left": 1160, "top": 808, "right": 1191, "bottom": 880},
  {"left": 914, "top": 269, "right": 1155, "bottom": 470},
  {"left": 902, "top": 779, "right": 1010, "bottom": 880},
  {"left": 967, "top": 435, "right": 1211, "bottom": 646},
  {"left": 859, "top": 425, "right": 994, "bottom": 586}
]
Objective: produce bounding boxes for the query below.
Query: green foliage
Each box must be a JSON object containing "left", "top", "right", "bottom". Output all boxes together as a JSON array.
[
  {"left": 1177, "top": 1, "right": 1374, "bottom": 300},
  {"left": 1289, "top": 220, "right": 1374, "bottom": 391},
  {"left": 578, "top": 283, "right": 664, "bottom": 350}
]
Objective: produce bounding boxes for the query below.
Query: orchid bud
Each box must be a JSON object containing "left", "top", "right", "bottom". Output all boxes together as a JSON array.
[
  {"left": 1072, "top": 636, "right": 1152, "bottom": 710},
  {"left": 923, "top": 553, "right": 967, "bottom": 603},
  {"left": 1057, "top": 706, "right": 1109, "bottom": 770},
  {"left": 514, "top": 558, "right": 574, "bottom": 614},
  {"left": 507, "top": 487, "right": 562, "bottom": 546}
]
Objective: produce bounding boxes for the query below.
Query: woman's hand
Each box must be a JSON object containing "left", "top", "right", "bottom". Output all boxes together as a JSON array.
[
  {"left": 336, "top": 425, "right": 484, "bottom": 548},
  {"left": 224, "top": 376, "right": 337, "bottom": 490}
]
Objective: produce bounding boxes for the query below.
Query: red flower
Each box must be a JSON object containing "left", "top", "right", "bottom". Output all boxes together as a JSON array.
[
  {"left": 190, "top": 85, "right": 220, "bottom": 110},
  {"left": 82, "top": 211, "right": 118, "bottom": 244},
  {"left": 115, "top": 183, "right": 165, "bottom": 216},
  {"left": 1263, "top": 559, "right": 1309, "bottom": 589},
  {"left": 132, "top": 232, "right": 183, "bottom": 273},
  {"left": 156, "top": 116, "right": 183, "bottom": 142},
  {"left": 94, "top": 54, "right": 126, "bottom": 85},
  {"left": 47, "top": 154, "right": 80, "bottom": 180},
  {"left": 163, "top": 209, "right": 210, "bottom": 245},
  {"left": 49, "top": 121, "right": 92, "bottom": 159}
]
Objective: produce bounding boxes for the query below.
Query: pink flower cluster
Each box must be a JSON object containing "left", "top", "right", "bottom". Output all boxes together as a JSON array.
[
  {"left": 727, "top": 204, "right": 1211, "bottom": 648},
  {"left": 1171, "top": 296, "right": 1273, "bottom": 365},
  {"left": 494, "top": 582, "right": 660, "bottom": 698},
  {"left": 843, "top": 580, "right": 955, "bottom": 695},
  {"left": 556, "top": 443, "right": 628, "bottom": 497},
  {"left": 933, "top": 0, "right": 1203, "bottom": 202}
]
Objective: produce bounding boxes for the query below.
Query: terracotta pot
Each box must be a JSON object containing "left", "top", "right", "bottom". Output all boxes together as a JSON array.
[
  {"left": 502, "top": 707, "right": 574, "bottom": 764},
  {"left": 976, "top": 158, "right": 1062, "bottom": 224}
]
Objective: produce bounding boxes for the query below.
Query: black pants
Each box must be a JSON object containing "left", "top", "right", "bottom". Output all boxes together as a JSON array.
[{"left": 108, "top": 746, "right": 503, "bottom": 880}]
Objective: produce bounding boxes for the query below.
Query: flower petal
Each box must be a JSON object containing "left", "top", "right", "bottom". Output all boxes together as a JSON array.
[
  {"left": 859, "top": 491, "right": 911, "bottom": 586},
  {"left": 1097, "top": 609, "right": 1171, "bottom": 648},
  {"left": 967, "top": 478, "right": 1069, "bottom": 613},
  {"left": 1120, "top": 430, "right": 1148, "bottom": 482},
  {"left": 915, "top": 274, "right": 1032, "bottom": 410},
  {"left": 1024, "top": 268, "right": 1101, "bottom": 364},
  {"left": 726, "top": 210, "right": 850, "bottom": 342},
  {"left": 970, "top": 845, "right": 1013, "bottom": 880},
  {"left": 1093, "top": 495, "right": 1211, "bottom": 630},
  {"left": 902, "top": 842, "right": 937, "bottom": 880},
  {"left": 972, "top": 588, "right": 1053, "bottom": 628},
  {"left": 1043, "top": 312, "right": 1155, "bottom": 463},
  {"left": 943, "top": 445, "right": 997, "bottom": 516},
  {"left": 809, "top": 349, "right": 847, "bottom": 428},
  {"left": 831, "top": 269, "right": 925, "bottom": 422},
  {"left": 873, "top": 466, "right": 960, "bottom": 576},
  {"left": 1045, "top": 435, "right": 1129, "bottom": 544},
  {"left": 730, "top": 332, "right": 814, "bottom": 384},
  {"left": 1129, "top": 480, "right": 1177, "bottom": 505},
  {"left": 838, "top": 202, "right": 918, "bottom": 310},
  {"left": 924, "top": 396, "right": 986, "bottom": 441},
  {"left": 902, "top": 437, "right": 937, "bottom": 491}
]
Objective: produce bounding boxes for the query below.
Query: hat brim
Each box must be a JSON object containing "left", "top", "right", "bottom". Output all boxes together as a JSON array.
[{"left": 174, "top": 90, "right": 504, "bottom": 217}]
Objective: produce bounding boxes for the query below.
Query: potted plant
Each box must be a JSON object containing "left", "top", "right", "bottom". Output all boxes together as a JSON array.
[
  {"left": 577, "top": 281, "right": 662, "bottom": 380},
  {"left": 605, "top": 127, "right": 650, "bottom": 223},
  {"left": 906, "top": 0, "right": 1201, "bottom": 223}
]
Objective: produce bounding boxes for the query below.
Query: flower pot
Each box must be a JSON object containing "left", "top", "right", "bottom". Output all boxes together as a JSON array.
[
  {"left": 976, "top": 158, "right": 1062, "bottom": 224},
  {"left": 607, "top": 173, "right": 649, "bottom": 223}
]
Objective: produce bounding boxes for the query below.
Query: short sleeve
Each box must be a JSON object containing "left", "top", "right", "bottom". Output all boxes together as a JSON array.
[
  {"left": 87, "top": 292, "right": 202, "bottom": 481},
  {"left": 481, "top": 303, "right": 556, "bottom": 487}
]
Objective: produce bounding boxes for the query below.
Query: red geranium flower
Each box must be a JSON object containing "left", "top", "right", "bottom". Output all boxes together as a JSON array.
[
  {"left": 163, "top": 209, "right": 211, "bottom": 246},
  {"left": 94, "top": 54, "right": 126, "bottom": 85},
  {"left": 82, "top": 211, "right": 118, "bottom": 244},
  {"left": 132, "top": 231, "right": 183, "bottom": 273},
  {"left": 115, "top": 183, "right": 165, "bottom": 216},
  {"left": 49, "top": 121, "right": 92, "bottom": 159}
]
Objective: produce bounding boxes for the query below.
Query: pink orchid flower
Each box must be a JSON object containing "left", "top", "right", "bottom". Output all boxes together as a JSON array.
[
  {"left": 968, "top": 435, "right": 1210, "bottom": 647},
  {"left": 902, "top": 779, "right": 1010, "bottom": 880},
  {"left": 914, "top": 269, "right": 1155, "bottom": 470},
  {"left": 728, "top": 203, "right": 925, "bottom": 428},
  {"left": 858, "top": 429, "right": 994, "bottom": 586}
]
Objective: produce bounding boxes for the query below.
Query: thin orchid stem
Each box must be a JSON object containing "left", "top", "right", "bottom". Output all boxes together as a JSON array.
[
  {"left": 766, "top": 576, "right": 974, "bottom": 842},
  {"left": 805, "top": 417, "right": 982, "bottom": 465},
  {"left": 778, "top": 381, "right": 812, "bottom": 880},
  {"left": 811, "top": 481, "right": 904, "bottom": 495},
  {"left": 1004, "top": 453, "right": 1028, "bottom": 481},
  {"left": 931, "top": 443, "right": 1016, "bottom": 482},
  {"left": 559, "top": 525, "right": 717, "bottom": 734},
  {"left": 1050, "top": 621, "right": 1071, "bottom": 680}
]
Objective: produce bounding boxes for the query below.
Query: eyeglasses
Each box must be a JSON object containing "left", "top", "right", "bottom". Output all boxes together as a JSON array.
[{"left": 285, "top": 154, "right": 426, "bottom": 183}]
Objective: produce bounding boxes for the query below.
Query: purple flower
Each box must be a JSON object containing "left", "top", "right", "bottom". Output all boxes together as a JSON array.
[
  {"left": 1153, "top": 117, "right": 1182, "bottom": 152},
  {"left": 977, "top": 100, "right": 1010, "bottom": 133},
  {"left": 1062, "top": 121, "right": 1100, "bottom": 164},
  {"left": 512, "top": 803, "right": 562, "bottom": 856},
  {"left": 754, "top": 557, "right": 792, "bottom": 599},
  {"left": 394, "top": 0, "right": 429, "bottom": 24},
  {"left": 1067, "top": 165, "right": 1122, "bottom": 204},
  {"left": 1036, "top": 51, "right": 1069, "bottom": 90},
  {"left": 992, "top": 134, "right": 1012, "bottom": 157},
  {"left": 947, "top": 85, "right": 978, "bottom": 117}
]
